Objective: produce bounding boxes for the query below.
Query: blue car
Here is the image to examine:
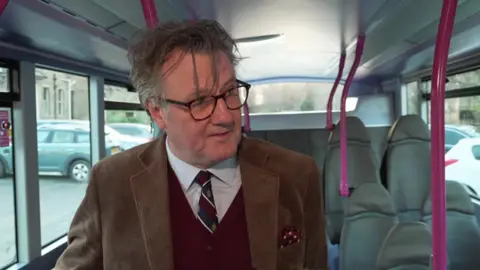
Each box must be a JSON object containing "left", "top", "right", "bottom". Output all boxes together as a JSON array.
[{"left": 0, "top": 126, "right": 121, "bottom": 182}]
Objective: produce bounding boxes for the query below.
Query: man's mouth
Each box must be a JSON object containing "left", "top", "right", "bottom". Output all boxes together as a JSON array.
[{"left": 210, "top": 131, "right": 230, "bottom": 138}]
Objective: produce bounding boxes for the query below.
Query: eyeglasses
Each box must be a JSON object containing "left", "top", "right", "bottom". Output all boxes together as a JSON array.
[{"left": 164, "top": 79, "right": 251, "bottom": 121}]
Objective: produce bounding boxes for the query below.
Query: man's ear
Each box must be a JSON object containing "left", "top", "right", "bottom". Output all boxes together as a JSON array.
[{"left": 146, "top": 102, "right": 167, "bottom": 130}]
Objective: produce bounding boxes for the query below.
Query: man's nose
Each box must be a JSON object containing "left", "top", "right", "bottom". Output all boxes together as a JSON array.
[{"left": 211, "top": 98, "right": 233, "bottom": 123}]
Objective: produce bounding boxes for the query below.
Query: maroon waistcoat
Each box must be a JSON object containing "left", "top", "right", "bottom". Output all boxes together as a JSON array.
[{"left": 168, "top": 166, "right": 255, "bottom": 270}]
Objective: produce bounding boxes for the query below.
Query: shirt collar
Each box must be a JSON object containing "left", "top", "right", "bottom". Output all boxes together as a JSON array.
[{"left": 166, "top": 137, "right": 238, "bottom": 191}]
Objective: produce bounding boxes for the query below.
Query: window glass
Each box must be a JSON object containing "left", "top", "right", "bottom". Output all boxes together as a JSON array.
[
  {"left": 0, "top": 67, "right": 10, "bottom": 92},
  {"left": 405, "top": 81, "right": 422, "bottom": 115},
  {"left": 472, "top": 145, "right": 480, "bottom": 160},
  {"left": 427, "top": 94, "right": 480, "bottom": 195},
  {"left": 0, "top": 107, "right": 16, "bottom": 268},
  {"left": 76, "top": 133, "right": 90, "bottom": 143},
  {"left": 37, "top": 131, "right": 50, "bottom": 143},
  {"left": 445, "top": 129, "right": 466, "bottom": 146},
  {"left": 51, "top": 131, "right": 75, "bottom": 143},
  {"left": 35, "top": 68, "right": 91, "bottom": 246},
  {"left": 422, "top": 69, "right": 480, "bottom": 93},
  {"left": 246, "top": 82, "right": 357, "bottom": 114},
  {"left": 104, "top": 84, "right": 139, "bottom": 104},
  {"left": 105, "top": 110, "right": 153, "bottom": 147}
]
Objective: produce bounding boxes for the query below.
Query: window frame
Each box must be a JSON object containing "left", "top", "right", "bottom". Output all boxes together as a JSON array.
[{"left": 0, "top": 59, "right": 19, "bottom": 270}]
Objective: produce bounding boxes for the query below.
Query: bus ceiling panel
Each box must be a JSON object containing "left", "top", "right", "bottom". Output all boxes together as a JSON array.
[
  {"left": 406, "top": 0, "right": 480, "bottom": 44},
  {"left": 107, "top": 22, "right": 138, "bottom": 42},
  {"left": 400, "top": 24, "right": 480, "bottom": 78},
  {"left": 47, "top": 0, "right": 140, "bottom": 41},
  {"left": 47, "top": 0, "right": 125, "bottom": 29},
  {"left": 214, "top": 0, "right": 376, "bottom": 52},
  {"left": 0, "top": 0, "right": 131, "bottom": 78},
  {"left": 235, "top": 49, "right": 341, "bottom": 82},
  {"left": 91, "top": 0, "right": 189, "bottom": 29},
  {"left": 215, "top": 0, "right": 387, "bottom": 81},
  {"left": 185, "top": 0, "right": 217, "bottom": 19},
  {"left": 362, "top": 0, "right": 480, "bottom": 78},
  {"left": 0, "top": 41, "right": 130, "bottom": 84},
  {"left": 359, "top": 0, "right": 444, "bottom": 67},
  {"left": 379, "top": 8, "right": 480, "bottom": 80}
]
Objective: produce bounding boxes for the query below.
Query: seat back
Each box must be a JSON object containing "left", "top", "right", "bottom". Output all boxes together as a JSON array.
[
  {"left": 324, "top": 116, "right": 381, "bottom": 244},
  {"left": 381, "top": 115, "right": 431, "bottom": 222},
  {"left": 376, "top": 222, "right": 432, "bottom": 270},
  {"left": 340, "top": 182, "right": 398, "bottom": 270},
  {"left": 423, "top": 180, "right": 480, "bottom": 270}
]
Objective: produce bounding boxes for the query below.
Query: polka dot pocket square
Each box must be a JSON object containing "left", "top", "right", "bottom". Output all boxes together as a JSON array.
[{"left": 279, "top": 226, "right": 302, "bottom": 248}]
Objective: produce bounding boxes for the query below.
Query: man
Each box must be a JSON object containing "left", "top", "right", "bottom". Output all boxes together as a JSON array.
[{"left": 55, "top": 19, "right": 328, "bottom": 270}]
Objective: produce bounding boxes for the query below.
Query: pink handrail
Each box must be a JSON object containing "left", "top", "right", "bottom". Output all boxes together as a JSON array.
[
  {"left": 430, "top": 0, "right": 457, "bottom": 269},
  {"left": 326, "top": 52, "right": 346, "bottom": 130},
  {"left": 0, "top": 0, "right": 9, "bottom": 17},
  {"left": 339, "top": 36, "right": 365, "bottom": 197},
  {"left": 140, "top": 0, "right": 159, "bottom": 29},
  {"left": 243, "top": 103, "right": 251, "bottom": 133}
]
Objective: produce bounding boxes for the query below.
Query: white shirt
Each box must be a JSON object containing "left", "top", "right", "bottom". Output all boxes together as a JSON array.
[{"left": 166, "top": 138, "right": 242, "bottom": 222}]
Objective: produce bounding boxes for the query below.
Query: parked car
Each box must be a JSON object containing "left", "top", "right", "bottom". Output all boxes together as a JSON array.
[
  {"left": 445, "top": 137, "right": 480, "bottom": 196},
  {"left": 0, "top": 126, "right": 121, "bottom": 181},
  {"left": 444, "top": 124, "right": 480, "bottom": 152},
  {"left": 108, "top": 123, "right": 153, "bottom": 141},
  {"left": 37, "top": 119, "right": 148, "bottom": 150}
]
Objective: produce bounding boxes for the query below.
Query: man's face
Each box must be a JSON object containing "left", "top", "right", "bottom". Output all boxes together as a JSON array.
[{"left": 149, "top": 50, "right": 242, "bottom": 168}]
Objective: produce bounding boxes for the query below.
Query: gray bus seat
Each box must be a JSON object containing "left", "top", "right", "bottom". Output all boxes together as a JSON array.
[
  {"left": 376, "top": 222, "right": 432, "bottom": 270},
  {"left": 324, "top": 116, "right": 381, "bottom": 244},
  {"left": 339, "top": 182, "right": 398, "bottom": 270},
  {"left": 381, "top": 115, "right": 431, "bottom": 222},
  {"left": 423, "top": 180, "right": 480, "bottom": 270}
]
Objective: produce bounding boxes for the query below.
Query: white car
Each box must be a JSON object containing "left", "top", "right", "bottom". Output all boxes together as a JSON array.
[{"left": 445, "top": 137, "right": 480, "bottom": 196}]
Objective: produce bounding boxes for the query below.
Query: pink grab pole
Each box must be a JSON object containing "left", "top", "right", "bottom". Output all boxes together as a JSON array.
[
  {"left": 430, "top": 0, "right": 457, "bottom": 269},
  {"left": 140, "top": 0, "right": 159, "bottom": 29},
  {"left": 326, "top": 53, "right": 346, "bottom": 130},
  {"left": 242, "top": 103, "right": 251, "bottom": 133},
  {"left": 0, "top": 0, "right": 9, "bottom": 16},
  {"left": 339, "top": 36, "right": 365, "bottom": 197}
]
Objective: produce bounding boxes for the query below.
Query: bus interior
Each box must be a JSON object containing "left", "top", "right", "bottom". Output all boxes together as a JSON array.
[{"left": 1, "top": 0, "right": 480, "bottom": 269}]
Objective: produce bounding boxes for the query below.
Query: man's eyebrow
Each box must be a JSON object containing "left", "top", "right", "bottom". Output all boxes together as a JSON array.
[
  {"left": 186, "top": 77, "right": 237, "bottom": 99},
  {"left": 222, "top": 77, "right": 236, "bottom": 87},
  {"left": 187, "top": 88, "right": 211, "bottom": 99},
  {"left": 219, "top": 77, "right": 236, "bottom": 91}
]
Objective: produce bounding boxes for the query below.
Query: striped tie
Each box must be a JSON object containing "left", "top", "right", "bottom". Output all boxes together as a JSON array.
[{"left": 194, "top": 170, "right": 218, "bottom": 233}]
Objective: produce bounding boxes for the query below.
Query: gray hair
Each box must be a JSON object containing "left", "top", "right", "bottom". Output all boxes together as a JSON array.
[{"left": 128, "top": 19, "right": 241, "bottom": 108}]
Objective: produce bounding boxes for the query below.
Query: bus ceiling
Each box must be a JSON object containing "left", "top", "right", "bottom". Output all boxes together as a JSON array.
[{"left": 1, "top": 1, "right": 480, "bottom": 84}]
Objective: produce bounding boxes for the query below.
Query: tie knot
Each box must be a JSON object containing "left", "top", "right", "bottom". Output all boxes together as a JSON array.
[{"left": 194, "top": 170, "right": 211, "bottom": 186}]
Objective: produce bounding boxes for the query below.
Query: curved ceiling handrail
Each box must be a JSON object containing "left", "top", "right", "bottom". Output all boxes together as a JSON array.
[
  {"left": 0, "top": 0, "right": 9, "bottom": 17},
  {"left": 430, "top": 0, "right": 458, "bottom": 269},
  {"left": 242, "top": 103, "right": 251, "bottom": 133},
  {"left": 339, "top": 35, "right": 365, "bottom": 197},
  {"left": 140, "top": 0, "right": 159, "bottom": 29},
  {"left": 326, "top": 52, "right": 346, "bottom": 130}
]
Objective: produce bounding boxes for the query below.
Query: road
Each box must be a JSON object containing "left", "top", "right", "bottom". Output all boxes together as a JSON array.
[{"left": 0, "top": 177, "right": 87, "bottom": 268}]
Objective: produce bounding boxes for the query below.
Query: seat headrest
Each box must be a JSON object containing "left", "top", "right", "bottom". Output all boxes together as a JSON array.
[
  {"left": 423, "top": 180, "right": 475, "bottom": 215},
  {"left": 329, "top": 116, "right": 370, "bottom": 144},
  {"left": 388, "top": 115, "right": 430, "bottom": 142},
  {"left": 345, "top": 182, "right": 396, "bottom": 216},
  {"left": 376, "top": 222, "right": 432, "bottom": 270}
]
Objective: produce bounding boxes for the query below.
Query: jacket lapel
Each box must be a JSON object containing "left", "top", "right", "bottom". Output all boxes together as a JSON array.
[
  {"left": 238, "top": 139, "right": 280, "bottom": 270},
  {"left": 129, "top": 136, "right": 174, "bottom": 270}
]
